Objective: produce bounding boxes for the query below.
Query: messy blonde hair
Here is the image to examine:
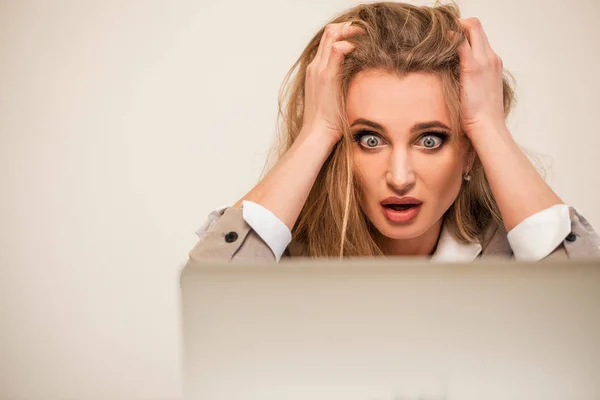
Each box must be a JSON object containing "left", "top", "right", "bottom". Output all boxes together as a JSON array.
[{"left": 266, "top": 1, "right": 515, "bottom": 257}]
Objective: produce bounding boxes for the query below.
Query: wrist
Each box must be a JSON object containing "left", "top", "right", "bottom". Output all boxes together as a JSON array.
[
  {"left": 467, "top": 122, "right": 514, "bottom": 150},
  {"left": 297, "top": 125, "right": 340, "bottom": 152}
]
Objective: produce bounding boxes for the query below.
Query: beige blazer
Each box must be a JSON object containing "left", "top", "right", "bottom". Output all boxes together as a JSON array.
[{"left": 188, "top": 206, "right": 600, "bottom": 263}]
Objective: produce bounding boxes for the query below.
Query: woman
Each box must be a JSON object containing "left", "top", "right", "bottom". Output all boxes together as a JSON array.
[{"left": 189, "top": 2, "right": 599, "bottom": 262}]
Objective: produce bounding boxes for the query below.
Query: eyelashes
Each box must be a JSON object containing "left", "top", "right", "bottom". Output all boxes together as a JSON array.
[
  {"left": 352, "top": 130, "right": 384, "bottom": 149},
  {"left": 352, "top": 130, "right": 450, "bottom": 151},
  {"left": 416, "top": 131, "right": 449, "bottom": 150}
]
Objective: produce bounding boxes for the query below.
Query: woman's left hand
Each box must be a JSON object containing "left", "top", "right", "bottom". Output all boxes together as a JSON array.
[
  {"left": 457, "top": 18, "right": 508, "bottom": 141},
  {"left": 455, "top": 18, "right": 563, "bottom": 233}
]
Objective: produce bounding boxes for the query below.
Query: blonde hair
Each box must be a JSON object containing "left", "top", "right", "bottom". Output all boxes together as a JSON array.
[{"left": 266, "top": 1, "right": 515, "bottom": 257}]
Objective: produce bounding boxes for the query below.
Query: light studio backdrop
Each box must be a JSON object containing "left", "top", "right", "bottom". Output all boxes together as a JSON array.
[{"left": 1, "top": 0, "right": 599, "bottom": 398}]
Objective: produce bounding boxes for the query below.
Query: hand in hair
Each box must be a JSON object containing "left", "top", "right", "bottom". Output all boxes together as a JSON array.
[
  {"left": 456, "top": 18, "right": 563, "bottom": 231},
  {"left": 232, "top": 22, "right": 364, "bottom": 230},
  {"left": 457, "top": 17, "right": 507, "bottom": 139},
  {"left": 301, "top": 21, "right": 364, "bottom": 145}
]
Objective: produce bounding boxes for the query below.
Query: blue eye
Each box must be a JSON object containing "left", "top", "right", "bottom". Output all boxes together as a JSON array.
[
  {"left": 416, "top": 133, "right": 446, "bottom": 149},
  {"left": 355, "top": 132, "right": 384, "bottom": 149}
]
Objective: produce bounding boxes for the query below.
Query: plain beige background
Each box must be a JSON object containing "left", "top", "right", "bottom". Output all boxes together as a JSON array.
[{"left": 0, "top": 0, "right": 599, "bottom": 399}]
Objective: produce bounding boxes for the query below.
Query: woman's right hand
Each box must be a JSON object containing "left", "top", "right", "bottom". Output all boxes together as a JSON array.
[
  {"left": 231, "top": 22, "right": 364, "bottom": 232},
  {"left": 301, "top": 22, "right": 364, "bottom": 145}
]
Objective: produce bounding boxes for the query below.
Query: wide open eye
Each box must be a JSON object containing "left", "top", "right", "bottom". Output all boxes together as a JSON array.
[
  {"left": 415, "top": 132, "right": 447, "bottom": 150},
  {"left": 353, "top": 131, "right": 386, "bottom": 149}
]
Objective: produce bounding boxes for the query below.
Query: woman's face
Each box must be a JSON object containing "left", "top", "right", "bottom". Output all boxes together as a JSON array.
[{"left": 347, "top": 69, "right": 470, "bottom": 242}]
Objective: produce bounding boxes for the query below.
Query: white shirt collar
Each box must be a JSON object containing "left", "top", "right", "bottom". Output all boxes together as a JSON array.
[{"left": 430, "top": 223, "right": 482, "bottom": 262}]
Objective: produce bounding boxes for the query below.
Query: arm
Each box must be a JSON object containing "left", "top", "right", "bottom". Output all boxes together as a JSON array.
[
  {"left": 189, "top": 22, "right": 364, "bottom": 261},
  {"left": 470, "top": 124, "right": 562, "bottom": 232},
  {"left": 458, "top": 19, "right": 600, "bottom": 260},
  {"left": 457, "top": 18, "right": 561, "bottom": 232},
  {"left": 233, "top": 21, "right": 364, "bottom": 230},
  {"left": 232, "top": 130, "right": 337, "bottom": 231},
  {"left": 482, "top": 205, "right": 600, "bottom": 260},
  {"left": 187, "top": 132, "right": 336, "bottom": 264}
]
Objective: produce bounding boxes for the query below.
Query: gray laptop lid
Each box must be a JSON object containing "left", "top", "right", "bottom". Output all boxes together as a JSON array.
[{"left": 180, "top": 259, "right": 600, "bottom": 400}]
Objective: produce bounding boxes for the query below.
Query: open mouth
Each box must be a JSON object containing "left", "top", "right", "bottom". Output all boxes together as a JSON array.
[
  {"left": 380, "top": 198, "right": 423, "bottom": 223},
  {"left": 382, "top": 204, "right": 419, "bottom": 211}
]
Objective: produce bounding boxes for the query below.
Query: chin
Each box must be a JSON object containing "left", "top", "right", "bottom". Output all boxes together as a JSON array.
[
  {"left": 369, "top": 214, "right": 433, "bottom": 240},
  {"left": 374, "top": 222, "right": 430, "bottom": 240}
]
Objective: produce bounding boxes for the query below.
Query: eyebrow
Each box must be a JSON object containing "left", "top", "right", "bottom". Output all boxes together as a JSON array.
[{"left": 350, "top": 118, "right": 451, "bottom": 133}]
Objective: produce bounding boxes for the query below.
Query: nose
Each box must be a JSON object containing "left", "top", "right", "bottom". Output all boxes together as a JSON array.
[{"left": 386, "top": 148, "right": 416, "bottom": 193}]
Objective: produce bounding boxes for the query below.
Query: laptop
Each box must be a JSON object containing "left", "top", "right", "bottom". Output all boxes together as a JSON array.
[{"left": 180, "top": 259, "right": 600, "bottom": 400}]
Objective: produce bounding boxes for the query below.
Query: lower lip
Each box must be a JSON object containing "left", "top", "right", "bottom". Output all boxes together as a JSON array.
[{"left": 382, "top": 204, "right": 422, "bottom": 223}]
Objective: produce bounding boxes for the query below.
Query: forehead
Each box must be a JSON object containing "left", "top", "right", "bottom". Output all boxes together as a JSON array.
[{"left": 346, "top": 69, "right": 451, "bottom": 127}]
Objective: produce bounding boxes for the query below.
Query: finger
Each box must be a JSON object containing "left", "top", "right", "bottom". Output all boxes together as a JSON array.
[
  {"left": 342, "top": 24, "right": 366, "bottom": 38},
  {"left": 460, "top": 18, "right": 491, "bottom": 61},
  {"left": 319, "top": 22, "right": 364, "bottom": 69},
  {"left": 326, "top": 40, "right": 356, "bottom": 71},
  {"left": 447, "top": 29, "right": 464, "bottom": 49},
  {"left": 457, "top": 35, "right": 474, "bottom": 68},
  {"left": 315, "top": 23, "right": 345, "bottom": 66},
  {"left": 477, "top": 23, "right": 497, "bottom": 59}
]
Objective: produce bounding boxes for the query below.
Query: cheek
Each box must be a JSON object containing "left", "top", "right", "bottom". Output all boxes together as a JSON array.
[{"left": 414, "top": 148, "right": 464, "bottom": 196}]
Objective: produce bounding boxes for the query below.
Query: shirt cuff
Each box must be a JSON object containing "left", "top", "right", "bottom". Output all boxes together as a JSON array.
[
  {"left": 507, "top": 204, "right": 571, "bottom": 261},
  {"left": 241, "top": 200, "right": 292, "bottom": 262}
]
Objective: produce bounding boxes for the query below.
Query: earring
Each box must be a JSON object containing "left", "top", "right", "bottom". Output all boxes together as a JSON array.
[{"left": 463, "top": 172, "right": 471, "bottom": 182}]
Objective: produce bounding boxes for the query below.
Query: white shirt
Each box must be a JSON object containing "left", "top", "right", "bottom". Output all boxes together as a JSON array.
[{"left": 197, "top": 202, "right": 573, "bottom": 262}]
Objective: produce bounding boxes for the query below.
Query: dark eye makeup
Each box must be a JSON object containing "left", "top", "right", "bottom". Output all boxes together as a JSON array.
[
  {"left": 352, "top": 130, "right": 384, "bottom": 148},
  {"left": 415, "top": 130, "right": 449, "bottom": 150},
  {"left": 352, "top": 130, "right": 450, "bottom": 151}
]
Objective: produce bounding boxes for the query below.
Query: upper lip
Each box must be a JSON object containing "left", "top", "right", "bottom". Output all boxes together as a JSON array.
[{"left": 381, "top": 196, "right": 422, "bottom": 206}]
